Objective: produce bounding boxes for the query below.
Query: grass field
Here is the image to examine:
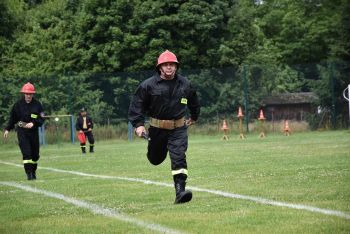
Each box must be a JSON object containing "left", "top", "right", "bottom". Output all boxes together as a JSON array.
[{"left": 1, "top": 130, "right": 350, "bottom": 233}]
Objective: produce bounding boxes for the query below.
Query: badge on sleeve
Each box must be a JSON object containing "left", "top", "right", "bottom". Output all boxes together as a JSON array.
[{"left": 181, "top": 98, "right": 187, "bottom": 104}]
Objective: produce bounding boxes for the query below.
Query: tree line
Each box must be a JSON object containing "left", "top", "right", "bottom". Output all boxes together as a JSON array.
[{"left": 1, "top": 0, "right": 349, "bottom": 127}]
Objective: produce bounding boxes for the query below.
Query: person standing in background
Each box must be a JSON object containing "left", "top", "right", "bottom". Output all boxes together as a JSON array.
[{"left": 76, "top": 107, "right": 95, "bottom": 154}]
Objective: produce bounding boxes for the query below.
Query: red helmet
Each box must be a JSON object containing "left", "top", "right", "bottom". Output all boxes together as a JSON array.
[
  {"left": 156, "top": 50, "right": 179, "bottom": 67},
  {"left": 20, "top": 82, "right": 36, "bottom": 94}
]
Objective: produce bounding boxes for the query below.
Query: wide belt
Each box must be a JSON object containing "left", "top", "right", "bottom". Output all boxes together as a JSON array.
[{"left": 149, "top": 117, "right": 185, "bottom": 130}]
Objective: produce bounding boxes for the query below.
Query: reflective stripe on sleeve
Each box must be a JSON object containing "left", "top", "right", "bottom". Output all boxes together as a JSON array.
[
  {"left": 171, "top": 168, "right": 188, "bottom": 176},
  {"left": 31, "top": 114, "right": 38, "bottom": 119}
]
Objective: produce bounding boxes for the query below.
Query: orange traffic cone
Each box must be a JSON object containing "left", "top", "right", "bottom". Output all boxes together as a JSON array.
[
  {"left": 283, "top": 120, "right": 291, "bottom": 136},
  {"left": 221, "top": 119, "right": 229, "bottom": 140},
  {"left": 237, "top": 106, "right": 244, "bottom": 118},
  {"left": 258, "top": 109, "right": 266, "bottom": 138},
  {"left": 221, "top": 119, "right": 229, "bottom": 130},
  {"left": 258, "top": 109, "right": 265, "bottom": 120}
]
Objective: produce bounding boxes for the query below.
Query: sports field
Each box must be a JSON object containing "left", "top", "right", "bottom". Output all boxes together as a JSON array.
[{"left": 1, "top": 130, "right": 349, "bottom": 233}]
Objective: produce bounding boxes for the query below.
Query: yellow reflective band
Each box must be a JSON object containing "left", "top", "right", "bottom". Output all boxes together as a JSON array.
[
  {"left": 90, "top": 144, "right": 94, "bottom": 146},
  {"left": 180, "top": 98, "right": 187, "bottom": 104},
  {"left": 171, "top": 168, "right": 188, "bottom": 176},
  {"left": 23, "top": 160, "right": 37, "bottom": 164},
  {"left": 31, "top": 114, "right": 38, "bottom": 119}
]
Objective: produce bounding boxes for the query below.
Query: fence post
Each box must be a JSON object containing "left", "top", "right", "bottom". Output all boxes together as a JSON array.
[
  {"left": 39, "top": 123, "right": 46, "bottom": 146},
  {"left": 128, "top": 121, "right": 133, "bottom": 141},
  {"left": 70, "top": 115, "right": 75, "bottom": 144}
]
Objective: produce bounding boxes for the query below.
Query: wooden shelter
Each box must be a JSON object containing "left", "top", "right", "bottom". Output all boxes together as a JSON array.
[{"left": 261, "top": 92, "right": 319, "bottom": 121}]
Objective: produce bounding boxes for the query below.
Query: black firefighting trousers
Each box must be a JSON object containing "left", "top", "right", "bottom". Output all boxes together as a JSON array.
[
  {"left": 80, "top": 131, "right": 95, "bottom": 151},
  {"left": 17, "top": 128, "right": 40, "bottom": 175},
  {"left": 147, "top": 125, "right": 188, "bottom": 176}
]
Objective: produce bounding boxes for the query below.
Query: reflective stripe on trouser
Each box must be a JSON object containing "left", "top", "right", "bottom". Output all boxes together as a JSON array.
[
  {"left": 23, "top": 160, "right": 38, "bottom": 174},
  {"left": 172, "top": 168, "right": 188, "bottom": 176},
  {"left": 147, "top": 125, "right": 188, "bottom": 172},
  {"left": 23, "top": 160, "right": 38, "bottom": 164}
]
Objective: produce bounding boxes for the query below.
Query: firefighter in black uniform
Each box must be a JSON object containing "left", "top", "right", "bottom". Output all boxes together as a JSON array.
[
  {"left": 3, "top": 82, "right": 45, "bottom": 180},
  {"left": 128, "top": 50, "right": 200, "bottom": 204},
  {"left": 76, "top": 108, "right": 95, "bottom": 153}
]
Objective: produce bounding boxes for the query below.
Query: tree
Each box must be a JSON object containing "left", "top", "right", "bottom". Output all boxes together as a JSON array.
[{"left": 1, "top": 0, "right": 349, "bottom": 127}]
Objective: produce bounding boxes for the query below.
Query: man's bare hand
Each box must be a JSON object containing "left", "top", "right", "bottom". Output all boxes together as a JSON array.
[
  {"left": 3, "top": 130, "right": 9, "bottom": 138},
  {"left": 186, "top": 118, "right": 196, "bottom": 126},
  {"left": 24, "top": 122, "right": 34, "bottom": 129},
  {"left": 135, "top": 126, "right": 146, "bottom": 137}
]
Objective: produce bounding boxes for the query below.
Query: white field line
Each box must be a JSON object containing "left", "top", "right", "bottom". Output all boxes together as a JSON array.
[
  {"left": 1, "top": 160, "right": 350, "bottom": 220},
  {"left": 0, "top": 181, "right": 184, "bottom": 234}
]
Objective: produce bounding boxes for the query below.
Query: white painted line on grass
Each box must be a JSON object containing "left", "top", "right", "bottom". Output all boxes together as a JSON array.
[
  {"left": 188, "top": 187, "right": 350, "bottom": 220},
  {"left": 1, "top": 160, "right": 350, "bottom": 220},
  {"left": 0, "top": 181, "right": 184, "bottom": 234}
]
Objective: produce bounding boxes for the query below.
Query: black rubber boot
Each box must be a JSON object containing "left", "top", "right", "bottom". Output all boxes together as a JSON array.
[
  {"left": 81, "top": 145, "right": 86, "bottom": 154},
  {"left": 24, "top": 164, "right": 33, "bottom": 180},
  {"left": 174, "top": 174, "right": 192, "bottom": 204},
  {"left": 26, "top": 173, "right": 34, "bottom": 180},
  {"left": 89, "top": 145, "right": 94, "bottom": 153},
  {"left": 32, "top": 164, "right": 37, "bottom": 180}
]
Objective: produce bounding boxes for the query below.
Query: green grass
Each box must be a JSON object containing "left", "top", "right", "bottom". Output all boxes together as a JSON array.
[{"left": 1, "top": 131, "right": 350, "bottom": 233}]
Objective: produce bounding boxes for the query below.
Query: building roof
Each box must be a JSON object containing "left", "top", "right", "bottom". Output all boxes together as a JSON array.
[{"left": 262, "top": 92, "right": 319, "bottom": 105}]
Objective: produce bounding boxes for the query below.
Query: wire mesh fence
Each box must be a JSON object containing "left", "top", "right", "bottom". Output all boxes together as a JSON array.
[{"left": 1, "top": 60, "right": 349, "bottom": 142}]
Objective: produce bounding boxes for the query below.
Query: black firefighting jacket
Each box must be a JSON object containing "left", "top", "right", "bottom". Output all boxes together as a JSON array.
[
  {"left": 76, "top": 115, "right": 94, "bottom": 131},
  {"left": 128, "top": 73, "right": 200, "bottom": 128},
  {"left": 5, "top": 98, "right": 45, "bottom": 131}
]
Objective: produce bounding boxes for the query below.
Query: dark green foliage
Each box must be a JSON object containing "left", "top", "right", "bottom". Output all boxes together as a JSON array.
[{"left": 0, "top": 0, "right": 349, "bottom": 127}]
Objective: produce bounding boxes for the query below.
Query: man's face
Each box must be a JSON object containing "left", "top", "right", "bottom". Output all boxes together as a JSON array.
[
  {"left": 24, "top": 93, "right": 33, "bottom": 103},
  {"left": 81, "top": 111, "right": 87, "bottom": 117},
  {"left": 159, "top": 62, "right": 177, "bottom": 80}
]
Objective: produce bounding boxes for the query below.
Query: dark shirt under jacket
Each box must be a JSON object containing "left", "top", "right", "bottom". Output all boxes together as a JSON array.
[{"left": 128, "top": 73, "right": 200, "bottom": 128}]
